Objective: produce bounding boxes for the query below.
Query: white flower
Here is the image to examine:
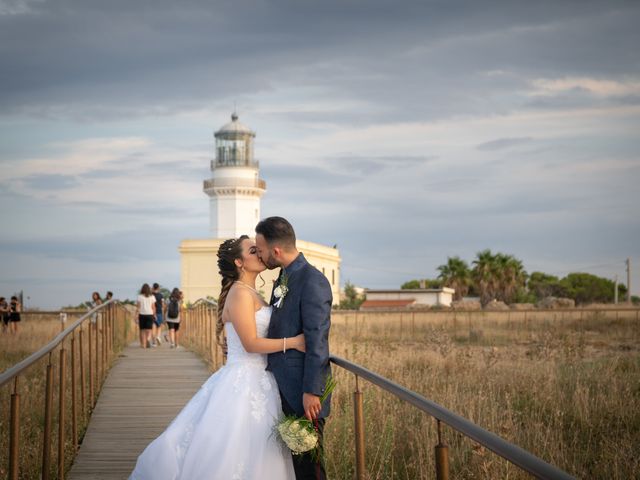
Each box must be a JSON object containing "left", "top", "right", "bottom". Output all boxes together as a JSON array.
[
  {"left": 273, "top": 284, "right": 289, "bottom": 308},
  {"left": 277, "top": 417, "right": 319, "bottom": 455}
]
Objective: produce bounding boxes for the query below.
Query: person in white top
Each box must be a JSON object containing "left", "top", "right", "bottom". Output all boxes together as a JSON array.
[{"left": 135, "top": 283, "right": 156, "bottom": 348}]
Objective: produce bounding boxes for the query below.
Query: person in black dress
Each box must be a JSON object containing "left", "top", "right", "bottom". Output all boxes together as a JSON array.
[
  {"left": 9, "top": 296, "right": 21, "bottom": 334},
  {"left": 0, "top": 297, "right": 10, "bottom": 333}
]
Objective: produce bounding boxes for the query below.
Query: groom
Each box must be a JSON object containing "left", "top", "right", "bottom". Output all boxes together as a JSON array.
[{"left": 255, "top": 216, "right": 332, "bottom": 480}]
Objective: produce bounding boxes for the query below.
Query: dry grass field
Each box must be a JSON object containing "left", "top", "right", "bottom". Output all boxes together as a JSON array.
[
  {"left": 1, "top": 309, "right": 638, "bottom": 479},
  {"left": 0, "top": 312, "right": 133, "bottom": 479},
  {"left": 324, "top": 309, "right": 640, "bottom": 479}
]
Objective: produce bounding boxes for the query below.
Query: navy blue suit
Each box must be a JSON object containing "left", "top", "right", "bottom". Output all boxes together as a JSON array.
[{"left": 267, "top": 253, "right": 333, "bottom": 419}]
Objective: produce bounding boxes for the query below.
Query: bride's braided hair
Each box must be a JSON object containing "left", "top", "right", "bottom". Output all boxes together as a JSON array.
[{"left": 216, "top": 235, "right": 249, "bottom": 345}]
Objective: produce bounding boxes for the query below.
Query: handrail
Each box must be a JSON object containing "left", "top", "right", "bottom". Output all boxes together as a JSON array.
[
  {"left": 180, "top": 299, "right": 577, "bottom": 478},
  {"left": 181, "top": 299, "right": 223, "bottom": 371},
  {"left": 0, "top": 299, "right": 117, "bottom": 388},
  {"left": 330, "top": 355, "right": 575, "bottom": 480},
  {"left": 1, "top": 300, "right": 134, "bottom": 480},
  {"left": 190, "top": 298, "right": 217, "bottom": 308}
]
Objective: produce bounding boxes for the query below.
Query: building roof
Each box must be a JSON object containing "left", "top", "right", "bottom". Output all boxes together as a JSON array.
[
  {"left": 365, "top": 288, "right": 455, "bottom": 294},
  {"left": 360, "top": 299, "right": 416, "bottom": 308},
  {"left": 215, "top": 113, "right": 255, "bottom": 136}
]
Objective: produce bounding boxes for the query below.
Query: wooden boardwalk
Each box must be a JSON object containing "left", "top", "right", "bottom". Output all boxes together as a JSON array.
[{"left": 68, "top": 341, "right": 211, "bottom": 480}]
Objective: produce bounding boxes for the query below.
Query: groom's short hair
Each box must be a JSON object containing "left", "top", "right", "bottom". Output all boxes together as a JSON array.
[{"left": 255, "top": 216, "right": 296, "bottom": 249}]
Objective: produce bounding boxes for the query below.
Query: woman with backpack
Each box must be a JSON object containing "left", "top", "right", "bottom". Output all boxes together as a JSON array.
[{"left": 165, "top": 288, "right": 183, "bottom": 348}]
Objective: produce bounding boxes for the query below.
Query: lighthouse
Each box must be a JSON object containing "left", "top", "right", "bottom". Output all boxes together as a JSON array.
[
  {"left": 180, "top": 113, "right": 341, "bottom": 305},
  {"left": 204, "top": 113, "right": 266, "bottom": 238}
]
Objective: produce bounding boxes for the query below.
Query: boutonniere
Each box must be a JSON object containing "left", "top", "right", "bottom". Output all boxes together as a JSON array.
[{"left": 273, "top": 269, "right": 289, "bottom": 308}]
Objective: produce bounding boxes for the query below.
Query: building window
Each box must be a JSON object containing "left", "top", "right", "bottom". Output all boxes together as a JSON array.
[
  {"left": 332, "top": 269, "right": 335, "bottom": 286},
  {"left": 322, "top": 267, "right": 325, "bottom": 274}
]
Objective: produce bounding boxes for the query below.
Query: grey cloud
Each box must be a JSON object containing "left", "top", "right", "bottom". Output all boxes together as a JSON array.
[
  {"left": 21, "top": 173, "right": 79, "bottom": 190},
  {"left": 330, "top": 155, "right": 437, "bottom": 175},
  {"left": 79, "top": 169, "right": 126, "bottom": 180},
  {"left": 262, "top": 164, "right": 354, "bottom": 184},
  {"left": 477, "top": 137, "right": 534, "bottom": 151},
  {"left": 1, "top": 0, "right": 637, "bottom": 123},
  {"left": 525, "top": 91, "right": 640, "bottom": 111},
  {"left": 106, "top": 205, "right": 199, "bottom": 217},
  {"left": 0, "top": 226, "right": 202, "bottom": 263}
]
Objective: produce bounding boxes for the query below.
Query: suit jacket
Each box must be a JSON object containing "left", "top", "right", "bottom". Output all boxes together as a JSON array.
[{"left": 267, "top": 253, "right": 333, "bottom": 418}]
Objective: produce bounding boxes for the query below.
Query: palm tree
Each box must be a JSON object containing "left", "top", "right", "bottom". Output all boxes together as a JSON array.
[
  {"left": 502, "top": 255, "right": 527, "bottom": 303},
  {"left": 472, "top": 249, "right": 497, "bottom": 305},
  {"left": 437, "top": 256, "right": 471, "bottom": 301}
]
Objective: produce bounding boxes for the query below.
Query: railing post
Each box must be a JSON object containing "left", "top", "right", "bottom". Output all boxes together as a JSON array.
[
  {"left": 435, "top": 419, "right": 450, "bottom": 480},
  {"left": 412, "top": 311, "right": 415, "bottom": 335},
  {"left": 71, "top": 332, "right": 78, "bottom": 450},
  {"left": 42, "top": 353, "right": 54, "bottom": 480},
  {"left": 353, "top": 375, "right": 365, "bottom": 480},
  {"left": 95, "top": 319, "right": 100, "bottom": 390},
  {"left": 79, "top": 327, "right": 86, "bottom": 420},
  {"left": 101, "top": 314, "right": 106, "bottom": 381},
  {"left": 88, "top": 322, "right": 94, "bottom": 405},
  {"left": 58, "top": 345, "right": 67, "bottom": 479},
  {"left": 9, "top": 377, "right": 20, "bottom": 480},
  {"left": 207, "top": 307, "right": 216, "bottom": 364}
]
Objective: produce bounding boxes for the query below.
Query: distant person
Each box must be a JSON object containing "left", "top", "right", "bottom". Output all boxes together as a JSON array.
[
  {"left": 9, "top": 296, "right": 21, "bottom": 334},
  {"left": 91, "top": 291, "right": 103, "bottom": 306},
  {"left": 105, "top": 291, "right": 114, "bottom": 301},
  {"left": 136, "top": 284, "right": 156, "bottom": 348},
  {"left": 164, "top": 288, "right": 183, "bottom": 348},
  {"left": 90, "top": 291, "right": 103, "bottom": 324},
  {"left": 0, "top": 297, "right": 9, "bottom": 333},
  {"left": 152, "top": 283, "right": 165, "bottom": 346}
]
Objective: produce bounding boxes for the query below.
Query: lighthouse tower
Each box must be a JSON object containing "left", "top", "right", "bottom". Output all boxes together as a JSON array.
[{"left": 204, "top": 113, "right": 266, "bottom": 238}]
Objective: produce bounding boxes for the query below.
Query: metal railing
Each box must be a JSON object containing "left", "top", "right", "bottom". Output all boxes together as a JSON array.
[
  {"left": 179, "top": 299, "right": 575, "bottom": 479},
  {"left": 203, "top": 177, "right": 266, "bottom": 191},
  {"left": 330, "top": 355, "right": 575, "bottom": 480},
  {"left": 0, "top": 300, "right": 135, "bottom": 480},
  {"left": 180, "top": 299, "right": 224, "bottom": 371}
]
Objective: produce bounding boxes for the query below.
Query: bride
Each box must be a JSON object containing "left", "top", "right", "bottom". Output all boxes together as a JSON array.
[{"left": 129, "top": 235, "right": 299, "bottom": 479}]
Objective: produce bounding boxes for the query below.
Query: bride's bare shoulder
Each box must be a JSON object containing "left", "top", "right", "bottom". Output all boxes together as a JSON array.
[{"left": 223, "top": 286, "right": 260, "bottom": 322}]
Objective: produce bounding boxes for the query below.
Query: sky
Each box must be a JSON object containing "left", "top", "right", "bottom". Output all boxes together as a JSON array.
[{"left": 1, "top": 0, "right": 639, "bottom": 309}]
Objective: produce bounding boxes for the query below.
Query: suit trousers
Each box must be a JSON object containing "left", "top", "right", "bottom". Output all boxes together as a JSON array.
[{"left": 280, "top": 391, "right": 327, "bottom": 480}]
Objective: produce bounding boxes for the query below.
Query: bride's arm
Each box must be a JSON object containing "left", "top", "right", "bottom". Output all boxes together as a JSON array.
[{"left": 227, "top": 288, "right": 305, "bottom": 354}]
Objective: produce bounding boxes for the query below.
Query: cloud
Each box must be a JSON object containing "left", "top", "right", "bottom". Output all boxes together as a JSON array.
[
  {"left": 21, "top": 173, "right": 80, "bottom": 190},
  {"left": 529, "top": 77, "right": 640, "bottom": 97},
  {"left": 477, "top": 137, "right": 534, "bottom": 151},
  {"left": 0, "top": 0, "right": 41, "bottom": 16},
  {"left": 1, "top": 0, "right": 640, "bottom": 307}
]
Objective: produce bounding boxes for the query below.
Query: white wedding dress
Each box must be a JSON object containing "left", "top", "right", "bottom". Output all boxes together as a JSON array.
[{"left": 129, "top": 306, "right": 295, "bottom": 480}]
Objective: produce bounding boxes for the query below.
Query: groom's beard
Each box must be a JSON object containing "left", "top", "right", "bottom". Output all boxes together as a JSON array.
[{"left": 262, "top": 253, "right": 280, "bottom": 270}]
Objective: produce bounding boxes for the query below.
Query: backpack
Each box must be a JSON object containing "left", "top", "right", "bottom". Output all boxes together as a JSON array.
[{"left": 167, "top": 298, "right": 180, "bottom": 319}]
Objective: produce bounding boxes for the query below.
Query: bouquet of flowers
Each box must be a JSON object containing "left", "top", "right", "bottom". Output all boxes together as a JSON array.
[{"left": 276, "top": 375, "right": 337, "bottom": 456}]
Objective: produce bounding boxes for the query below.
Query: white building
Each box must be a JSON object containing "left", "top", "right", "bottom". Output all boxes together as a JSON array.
[
  {"left": 361, "top": 288, "right": 455, "bottom": 310},
  {"left": 180, "top": 113, "right": 341, "bottom": 304}
]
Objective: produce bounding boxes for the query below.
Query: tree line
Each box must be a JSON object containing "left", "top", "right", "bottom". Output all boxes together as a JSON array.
[{"left": 402, "top": 249, "right": 635, "bottom": 306}]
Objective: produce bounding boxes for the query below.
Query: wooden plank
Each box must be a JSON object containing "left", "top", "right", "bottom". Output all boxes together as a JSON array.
[{"left": 68, "top": 343, "right": 211, "bottom": 479}]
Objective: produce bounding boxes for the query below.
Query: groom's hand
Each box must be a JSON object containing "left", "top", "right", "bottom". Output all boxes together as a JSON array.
[{"left": 303, "top": 393, "right": 321, "bottom": 421}]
